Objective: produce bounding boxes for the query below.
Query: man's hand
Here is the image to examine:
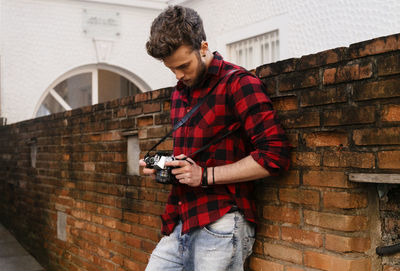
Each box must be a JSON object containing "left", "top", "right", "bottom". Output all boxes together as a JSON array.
[
  {"left": 139, "top": 159, "right": 156, "bottom": 180},
  {"left": 166, "top": 154, "right": 203, "bottom": 187}
]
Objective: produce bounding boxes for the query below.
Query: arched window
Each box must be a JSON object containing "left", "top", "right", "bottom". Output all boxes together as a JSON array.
[{"left": 35, "top": 65, "right": 149, "bottom": 117}]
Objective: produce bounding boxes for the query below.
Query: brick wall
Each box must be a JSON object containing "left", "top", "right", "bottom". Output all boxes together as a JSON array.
[{"left": 1, "top": 33, "right": 400, "bottom": 271}]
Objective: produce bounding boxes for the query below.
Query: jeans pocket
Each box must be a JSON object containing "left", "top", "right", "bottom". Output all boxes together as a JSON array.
[{"left": 203, "top": 213, "right": 235, "bottom": 237}]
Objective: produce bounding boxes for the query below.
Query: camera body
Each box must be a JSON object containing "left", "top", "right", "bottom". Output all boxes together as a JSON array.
[{"left": 144, "top": 152, "right": 178, "bottom": 184}]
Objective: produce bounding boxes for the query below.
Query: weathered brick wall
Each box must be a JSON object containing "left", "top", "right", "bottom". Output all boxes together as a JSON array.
[{"left": 1, "top": 33, "right": 400, "bottom": 271}]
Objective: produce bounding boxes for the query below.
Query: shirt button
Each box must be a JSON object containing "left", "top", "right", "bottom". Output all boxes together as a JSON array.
[{"left": 178, "top": 201, "right": 182, "bottom": 206}]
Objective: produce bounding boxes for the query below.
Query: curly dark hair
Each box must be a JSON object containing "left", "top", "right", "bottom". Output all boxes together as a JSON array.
[{"left": 146, "top": 5, "right": 207, "bottom": 60}]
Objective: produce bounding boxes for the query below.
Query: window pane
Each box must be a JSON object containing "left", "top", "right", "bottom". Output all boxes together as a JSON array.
[
  {"left": 36, "top": 93, "right": 64, "bottom": 117},
  {"left": 227, "top": 30, "right": 279, "bottom": 69},
  {"left": 98, "top": 69, "right": 140, "bottom": 103},
  {"left": 54, "top": 73, "right": 92, "bottom": 109}
]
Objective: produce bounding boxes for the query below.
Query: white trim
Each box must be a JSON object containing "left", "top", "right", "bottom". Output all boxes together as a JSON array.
[
  {"left": 216, "top": 13, "right": 289, "bottom": 63},
  {"left": 49, "top": 89, "right": 72, "bottom": 110},
  {"left": 92, "top": 69, "right": 99, "bottom": 104},
  {"left": 167, "top": 0, "right": 192, "bottom": 5},
  {"left": 75, "top": 0, "right": 168, "bottom": 10}
]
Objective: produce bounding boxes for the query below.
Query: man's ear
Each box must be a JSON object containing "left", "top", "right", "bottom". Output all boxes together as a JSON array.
[{"left": 200, "top": 41, "right": 208, "bottom": 56}]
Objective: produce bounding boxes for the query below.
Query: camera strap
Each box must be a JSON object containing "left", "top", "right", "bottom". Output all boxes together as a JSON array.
[{"left": 144, "top": 69, "right": 240, "bottom": 158}]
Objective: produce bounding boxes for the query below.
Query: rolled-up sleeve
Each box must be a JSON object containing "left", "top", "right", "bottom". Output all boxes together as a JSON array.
[{"left": 229, "top": 74, "right": 291, "bottom": 175}]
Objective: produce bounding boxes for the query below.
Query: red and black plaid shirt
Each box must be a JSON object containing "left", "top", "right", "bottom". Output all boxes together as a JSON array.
[{"left": 161, "top": 52, "right": 290, "bottom": 235}]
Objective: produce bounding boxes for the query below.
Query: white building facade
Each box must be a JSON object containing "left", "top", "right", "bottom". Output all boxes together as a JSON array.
[{"left": 1, "top": 0, "right": 400, "bottom": 124}]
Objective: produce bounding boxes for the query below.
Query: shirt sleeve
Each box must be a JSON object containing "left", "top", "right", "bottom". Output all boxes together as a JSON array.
[{"left": 228, "top": 73, "right": 291, "bottom": 175}]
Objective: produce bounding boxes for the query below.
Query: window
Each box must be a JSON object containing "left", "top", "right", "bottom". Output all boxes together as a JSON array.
[
  {"left": 227, "top": 30, "right": 279, "bottom": 70},
  {"left": 35, "top": 66, "right": 147, "bottom": 117}
]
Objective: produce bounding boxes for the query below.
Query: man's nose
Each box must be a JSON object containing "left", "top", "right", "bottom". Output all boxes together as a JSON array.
[{"left": 175, "top": 70, "right": 184, "bottom": 81}]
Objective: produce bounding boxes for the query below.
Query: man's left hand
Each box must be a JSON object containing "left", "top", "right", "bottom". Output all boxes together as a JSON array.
[{"left": 166, "top": 154, "right": 203, "bottom": 187}]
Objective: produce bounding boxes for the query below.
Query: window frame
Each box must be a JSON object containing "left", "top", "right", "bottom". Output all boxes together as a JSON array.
[
  {"left": 216, "top": 13, "right": 289, "bottom": 68},
  {"left": 33, "top": 63, "right": 151, "bottom": 118}
]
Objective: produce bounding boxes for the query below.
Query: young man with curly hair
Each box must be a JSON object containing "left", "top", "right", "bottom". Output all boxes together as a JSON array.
[{"left": 140, "top": 5, "right": 290, "bottom": 270}]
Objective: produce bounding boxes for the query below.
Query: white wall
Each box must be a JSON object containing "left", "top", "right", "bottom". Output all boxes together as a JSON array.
[
  {"left": 186, "top": 0, "right": 400, "bottom": 63},
  {"left": 2, "top": 0, "right": 400, "bottom": 124},
  {"left": 0, "top": 0, "right": 174, "bottom": 124}
]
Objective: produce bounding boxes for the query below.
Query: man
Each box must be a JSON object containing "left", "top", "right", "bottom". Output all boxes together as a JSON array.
[{"left": 140, "top": 5, "right": 290, "bottom": 271}]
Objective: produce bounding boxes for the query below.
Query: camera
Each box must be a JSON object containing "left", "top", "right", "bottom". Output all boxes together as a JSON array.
[{"left": 144, "top": 152, "right": 178, "bottom": 184}]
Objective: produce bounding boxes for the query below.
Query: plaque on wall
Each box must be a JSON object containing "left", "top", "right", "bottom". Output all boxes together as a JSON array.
[{"left": 82, "top": 9, "right": 121, "bottom": 39}]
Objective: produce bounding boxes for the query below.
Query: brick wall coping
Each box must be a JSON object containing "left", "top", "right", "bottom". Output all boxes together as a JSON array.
[{"left": 349, "top": 173, "right": 400, "bottom": 183}]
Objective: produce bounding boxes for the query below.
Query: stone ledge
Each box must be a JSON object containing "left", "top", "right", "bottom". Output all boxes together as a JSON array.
[{"left": 349, "top": 173, "right": 400, "bottom": 184}]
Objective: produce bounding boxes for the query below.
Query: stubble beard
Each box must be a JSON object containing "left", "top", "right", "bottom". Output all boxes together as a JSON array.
[{"left": 190, "top": 54, "right": 207, "bottom": 88}]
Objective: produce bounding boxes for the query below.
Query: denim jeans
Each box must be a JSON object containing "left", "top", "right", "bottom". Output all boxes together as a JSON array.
[{"left": 145, "top": 211, "right": 255, "bottom": 271}]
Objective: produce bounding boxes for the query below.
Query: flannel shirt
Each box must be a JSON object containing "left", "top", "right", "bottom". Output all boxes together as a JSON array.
[{"left": 161, "top": 52, "right": 290, "bottom": 235}]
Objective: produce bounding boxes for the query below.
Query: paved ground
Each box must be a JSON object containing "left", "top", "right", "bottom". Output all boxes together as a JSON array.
[{"left": 0, "top": 223, "right": 44, "bottom": 271}]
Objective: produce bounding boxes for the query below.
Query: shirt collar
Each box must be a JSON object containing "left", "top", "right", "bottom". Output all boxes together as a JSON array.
[{"left": 176, "top": 51, "right": 224, "bottom": 90}]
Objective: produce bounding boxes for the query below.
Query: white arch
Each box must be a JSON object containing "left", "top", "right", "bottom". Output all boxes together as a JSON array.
[{"left": 33, "top": 63, "right": 152, "bottom": 118}]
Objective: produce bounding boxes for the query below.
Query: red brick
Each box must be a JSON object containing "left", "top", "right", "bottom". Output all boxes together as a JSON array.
[
  {"left": 293, "top": 152, "right": 321, "bottom": 167},
  {"left": 257, "top": 224, "right": 280, "bottom": 239},
  {"left": 269, "top": 170, "right": 300, "bottom": 186},
  {"left": 384, "top": 265, "right": 400, "bottom": 271},
  {"left": 323, "top": 191, "right": 368, "bottom": 209},
  {"left": 249, "top": 257, "right": 284, "bottom": 271},
  {"left": 323, "top": 151, "right": 375, "bottom": 169},
  {"left": 279, "top": 188, "right": 320, "bottom": 207},
  {"left": 378, "top": 54, "right": 400, "bottom": 76},
  {"left": 324, "top": 106, "right": 375, "bottom": 126},
  {"left": 286, "top": 267, "right": 305, "bottom": 271},
  {"left": 137, "top": 116, "right": 154, "bottom": 127},
  {"left": 300, "top": 86, "right": 347, "bottom": 107},
  {"left": 360, "top": 63, "right": 373, "bottom": 79},
  {"left": 303, "top": 170, "right": 353, "bottom": 188},
  {"left": 281, "top": 226, "right": 323, "bottom": 247},
  {"left": 382, "top": 104, "right": 400, "bottom": 122},
  {"left": 287, "top": 133, "right": 298, "bottom": 147},
  {"left": 336, "top": 64, "right": 360, "bottom": 83},
  {"left": 353, "top": 78, "right": 400, "bottom": 101},
  {"left": 101, "top": 131, "right": 123, "bottom": 141},
  {"left": 255, "top": 187, "right": 278, "bottom": 203},
  {"left": 143, "top": 103, "right": 161, "bottom": 113},
  {"left": 139, "top": 215, "right": 160, "bottom": 228},
  {"left": 353, "top": 127, "right": 400, "bottom": 145},
  {"left": 304, "top": 210, "right": 368, "bottom": 232},
  {"left": 350, "top": 35, "right": 399, "bottom": 58},
  {"left": 263, "top": 205, "right": 300, "bottom": 224},
  {"left": 304, "top": 251, "right": 371, "bottom": 271},
  {"left": 304, "top": 131, "right": 348, "bottom": 147},
  {"left": 378, "top": 151, "right": 400, "bottom": 169},
  {"left": 279, "top": 70, "right": 318, "bottom": 91},
  {"left": 127, "top": 107, "right": 142, "bottom": 116},
  {"left": 252, "top": 240, "right": 263, "bottom": 255},
  {"left": 130, "top": 249, "right": 149, "bottom": 264},
  {"left": 272, "top": 96, "right": 298, "bottom": 111},
  {"left": 257, "top": 58, "right": 298, "bottom": 77},
  {"left": 124, "top": 258, "right": 146, "bottom": 271},
  {"left": 325, "top": 234, "right": 371, "bottom": 252},
  {"left": 323, "top": 68, "right": 336, "bottom": 85},
  {"left": 264, "top": 243, "right": 302, "bottom": 264},
  {"left": 281, "top": 111, "right": 320, "bottom": 128}
]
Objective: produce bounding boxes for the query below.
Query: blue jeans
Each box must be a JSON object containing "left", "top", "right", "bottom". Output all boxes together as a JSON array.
[{"left": 145, "top": 211, "right": 255, "bottom": 271}]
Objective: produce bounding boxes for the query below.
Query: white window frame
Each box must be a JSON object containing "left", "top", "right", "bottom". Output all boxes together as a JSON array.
[
  {"left": 216, "top": 13, "right": 289, "bottom": 68},
  {"left": 33, "top": 63, "right": 151, "bottom": 118}
]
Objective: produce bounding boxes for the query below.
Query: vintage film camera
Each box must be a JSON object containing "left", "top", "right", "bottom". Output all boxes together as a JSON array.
[{"left": 144, "top": 152, "right": 178, "bottom": 184}]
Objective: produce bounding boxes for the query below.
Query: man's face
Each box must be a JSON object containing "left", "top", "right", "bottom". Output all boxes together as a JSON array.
[{"left": 163, "top": 45, "right": 207, "bottom": 87}]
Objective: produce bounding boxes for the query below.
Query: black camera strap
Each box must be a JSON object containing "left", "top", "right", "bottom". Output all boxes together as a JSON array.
[{"left": 144, "top": 69, "right": 240, "bottom": 158}]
